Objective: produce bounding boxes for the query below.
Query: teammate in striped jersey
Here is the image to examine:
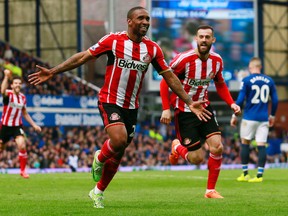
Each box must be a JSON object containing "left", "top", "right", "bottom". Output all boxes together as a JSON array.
[
  {"left": 0, "top": 69, "right": 41, "bottom": 178},
  {"left": 160, "top": 25, "right": 241, "bottom": 198},
  {"left": 28, "top": 6, "right": 212, "bottom": 208},
  {"left": 230, "top": 57, "right": 278, "bottom": 183}
]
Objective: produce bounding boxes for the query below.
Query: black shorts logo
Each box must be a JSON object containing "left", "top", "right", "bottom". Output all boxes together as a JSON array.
[
  {"left": 183, "top": 138, "right": 191, "bottom": 145},
  {"left": 110, "top": 113, "right": 120, "bottom": 121}
]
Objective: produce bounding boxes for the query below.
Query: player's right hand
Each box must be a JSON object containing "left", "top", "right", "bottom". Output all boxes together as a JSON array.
[
  {"left": 189, "top": 100, "right": 212, "bottom": 122},
  {"left": 28, "top": 65, "right": 53, "bottom": 85}
]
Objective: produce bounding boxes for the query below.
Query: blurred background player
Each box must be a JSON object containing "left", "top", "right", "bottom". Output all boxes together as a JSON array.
[
  {"left": 0, "top": 69, "right": 41, "bottom": 178},
  {"left": 160, "top": 25, "right": 241, "bottom": 199},
  {"left": 174, "top": 20, "right": 199, "bottom": 52},
  {"left": 230, "top": 57, "right": 278, "bottom": 182}
]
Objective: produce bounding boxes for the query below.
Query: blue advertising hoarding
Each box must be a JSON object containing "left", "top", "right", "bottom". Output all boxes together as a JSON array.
[
  {"left": 0, "top": 95, "right": 103, "bottom": 126},
  {"left": 26, "top": 94, "right": 99, "bottom": 108}
]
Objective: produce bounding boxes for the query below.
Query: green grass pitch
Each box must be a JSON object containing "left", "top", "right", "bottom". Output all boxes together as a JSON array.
[{"left": 0, "top": 169, "right": 287, "bottom": 216}]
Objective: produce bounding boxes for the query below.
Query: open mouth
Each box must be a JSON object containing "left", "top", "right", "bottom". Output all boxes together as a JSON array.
[{"left": 140, "top": 26, "right": 148, "bottom": 31}]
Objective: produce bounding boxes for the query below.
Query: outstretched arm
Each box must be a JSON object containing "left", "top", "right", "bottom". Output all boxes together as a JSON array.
[
  {"left": 22, "top": 108, "right": 41, "bottom": 133},
  {"left": 28, "top": 50, "right": 95, "bottom": 85}
]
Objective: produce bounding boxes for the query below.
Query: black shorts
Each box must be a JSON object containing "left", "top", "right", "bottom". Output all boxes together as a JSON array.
[
  {"left": 174, "top": 105, "right": 221, "bottom": 151},
  {"left": 0, "top": 125, "right": 25, "bottom": 144},
  {"left": 98, "top": 102, "right": 138, "bottom": 144}
]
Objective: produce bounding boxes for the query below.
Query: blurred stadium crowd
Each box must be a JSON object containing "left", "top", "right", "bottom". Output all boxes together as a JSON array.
[
  {"left": 0, "top": 41, "right": 97, "bottom": 96},
  {"left": 0, "top": 41, "right": 287, "bottom": 171}
]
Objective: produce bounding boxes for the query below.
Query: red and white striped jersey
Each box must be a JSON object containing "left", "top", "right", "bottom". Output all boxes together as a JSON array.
[
  {"left": 1, "top": 90, "right": 26, "bottom": 126},
  {"left": 169, "top": 50, "right": 224, "bottom": 112},
  {"left": 88, "top": 31, "right": 170, "bottom": 109}
]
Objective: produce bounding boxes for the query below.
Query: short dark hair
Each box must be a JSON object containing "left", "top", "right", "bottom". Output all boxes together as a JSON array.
[
  {"left": 196, "top": 25, "right": 214, "bottom": 35},
  {"left": 127, "top": 6, "right": 146, "bottom": 19},
  {"left": 12, "top": 75, "right": 22, "bottom": 83}
]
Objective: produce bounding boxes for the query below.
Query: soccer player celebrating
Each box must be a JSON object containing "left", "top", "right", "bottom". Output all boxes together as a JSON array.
[
  {"left": 160, "top": 25, "right": 241, "bottom": 198},
  {"left": 0, "top": 69, "right": 41, "bottom": 178},
  {"left": 231, "top": 57, "right": 278, "bottom": 182},
  {"left": 28, "top": 7, "right": 211, "bottom": 208}
]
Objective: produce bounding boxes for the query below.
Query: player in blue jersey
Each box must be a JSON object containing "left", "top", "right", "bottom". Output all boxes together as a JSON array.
[{"left": 230, "top": 57, "right": 278, "bottom": 182}]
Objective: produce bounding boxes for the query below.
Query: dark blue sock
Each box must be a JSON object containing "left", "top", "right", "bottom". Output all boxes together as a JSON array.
[
  {"left": 240, "top": 144, "right": 250, "bottom": 176},
  {"left": 257, "top": 146, "right": 266, "bottom": 178}
]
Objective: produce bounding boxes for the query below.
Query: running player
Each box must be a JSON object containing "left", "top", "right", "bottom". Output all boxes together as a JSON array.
[
  {"left": 160, "top": 25, "right": 241, "bottom": 198},
  {"left": 0, "top": 69, "right": 41, "bottom": 178},
  {"left": 28, "top": 7, "right": 212, "bottom": 208}
]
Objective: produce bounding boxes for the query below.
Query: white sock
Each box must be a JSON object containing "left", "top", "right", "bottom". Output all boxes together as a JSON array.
[
  {"left": 174, "top": 143, "right": 180, "bottom": 151},
  {"left": 94, "top": 186, "right": 104, "bottom": 194},
  {"left": 206, "top": 189, "right": 215, "bottom": 194}
]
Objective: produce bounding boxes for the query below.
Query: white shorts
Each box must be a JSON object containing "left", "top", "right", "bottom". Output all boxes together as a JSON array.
[{"left": 240, "top": 119, "right": 269, "bottom": 142}]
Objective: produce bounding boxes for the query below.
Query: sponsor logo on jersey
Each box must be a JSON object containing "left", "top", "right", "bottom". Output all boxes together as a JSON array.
[
  {"left": 10, "top": 102, "right": 24, "bottom": 109},
  {"left": 188, "top": 79, "right": 211, "bottom": 87},
  {"left": 118, "top": 59, "right": 148, "bottom": 71}
]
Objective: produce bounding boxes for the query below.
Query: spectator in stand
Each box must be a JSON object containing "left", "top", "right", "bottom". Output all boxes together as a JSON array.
[
  {"left": 0, "top": 69, "right": 41, "bottom": 178},
  {"left": 68, "top": 149, "right": 79, "bottom": 172},
  {"left": 174, "top": 20, "right": 199, "bottom": 52},
  {"left": 3, "top": 43, "right": 14, "bottom": 60},
  {"left": 0, "top": 42, "right": 97, "bottom": 96},
  {"left": 5, "top": 124, "right": 284, "bottom": 171}
]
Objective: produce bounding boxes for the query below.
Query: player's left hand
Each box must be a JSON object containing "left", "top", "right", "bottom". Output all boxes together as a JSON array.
[
  {"left": 230, "top": 115, "right": 238, "bottom": 127},
  {"left": 231, "top": 103, "right": 241, "bottom": 116}
]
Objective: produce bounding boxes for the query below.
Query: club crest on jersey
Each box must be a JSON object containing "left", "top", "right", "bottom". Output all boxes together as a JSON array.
[
  {"left": 209, "top": 72, "right": 216, "bottom": 79},
  {"left": 117, "top": 58, "right": 148, "bottom": 71},
  {"left": 110, "top": 113, "right": 120, "bottom": 121},
  {"left": 142, "top": 54, "right": 151, "bottom": 63}
]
